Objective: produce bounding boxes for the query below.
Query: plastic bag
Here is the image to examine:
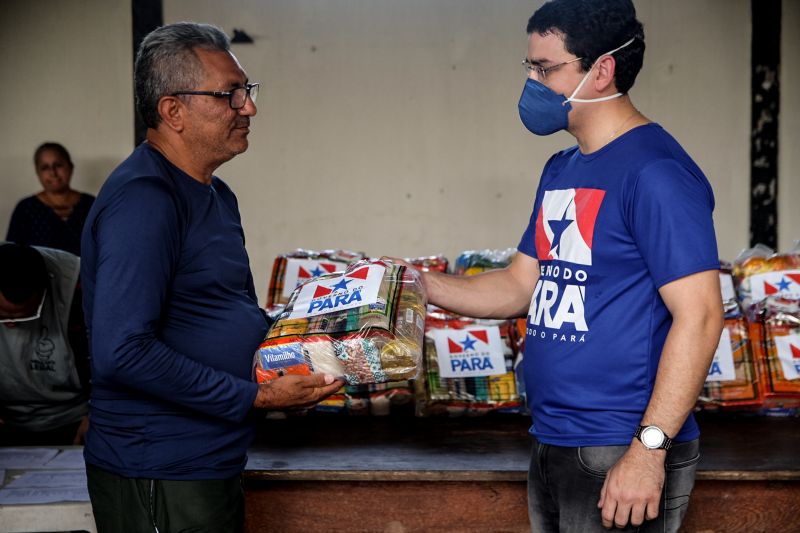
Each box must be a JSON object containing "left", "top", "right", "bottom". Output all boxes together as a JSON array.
[
  {"left": 255, "top": 259, "right": 426, "bottom": 386},
  {"left": 404, "top": 254, "right": 449, "bottom": 273},
  {"left": 454, "top": 248, "right": 516, "bottom": 276},
  {"left": 732, "top": 245, "right": 800, "bottom": 311},
  {"left": 748, "top": 297, "right": 800, "bottom": 409},
  {"left": 415, "top": 308, "right": 521, "bottom": 416},
  {"left": 265, "top": 249, "right": 365, "bottom": 307},
  {"left": 698, "top": 266, "right": 762, "bottom": 410}
]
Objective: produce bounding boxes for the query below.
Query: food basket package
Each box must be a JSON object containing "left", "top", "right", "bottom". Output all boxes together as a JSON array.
[
  {"left": 698, "top": 266, "right": 762, "bottom": 409},
  {"left": 732, "top": 244, "right": 800, "bottom": 312},
  {"left": 454, "top": 248, "right": 516, "bottom": 276},
  {"left": 255, "top": 259, "right": 427, "bottom": 386},
  {"left": 265, "top": 249, "right": 365, "bottom": 307},
  {"left": 747, "top": 296, "right": 800, "bottom": 409},
  {"left": 404, "top": 254, "right": 449, "bottom": 273},
  {"left": 415, "top": 308, "right": 521, "bottom": 416}
]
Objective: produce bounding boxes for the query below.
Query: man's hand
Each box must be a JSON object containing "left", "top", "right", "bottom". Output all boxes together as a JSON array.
[
  {"left": 597, "top": 442, "right": 665, "bottom": 529},
  {"left": 72, "top": 415, "right": 90, "bottom": 445},
  {"left": 253, "top": 374, "right": 344, "bottom": 410}
]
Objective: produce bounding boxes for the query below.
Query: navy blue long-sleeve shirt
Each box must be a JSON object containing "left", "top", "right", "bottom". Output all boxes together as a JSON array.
[{"left": 81, "top": 143, "right": 268, "bottom": 479}]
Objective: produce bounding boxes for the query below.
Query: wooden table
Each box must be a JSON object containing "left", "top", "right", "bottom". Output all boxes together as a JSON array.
[{"left": 243, "top": 413, "right": 800, "bottom": 533}]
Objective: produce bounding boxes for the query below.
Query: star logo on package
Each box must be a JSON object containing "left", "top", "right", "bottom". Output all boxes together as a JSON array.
[
  {"left": 747, "top": 270, "right": 800, "bottom": 303},
  {"left": 428, "top": 327, "right": 506, "bottom": 378},
  {"left": 282, "top": 258, "right": 348, "bottom": 298},
  {"left": 763, "top": 273, "right": 800, "bottom": 296},
  {"left": 447, "top": 330, "right": 490, "bottom": 353},
  {"left": 298, "top": 262, "right": 339, "bottom": 280},
  {"left": 289, "top": 264, "right": 385, "bottom": 318},
  {"left": 774, "top": 333, "right": 800, "bottom": 381},
  {"left": 534, "top": 188, "right": 605, "bottom": 265}
]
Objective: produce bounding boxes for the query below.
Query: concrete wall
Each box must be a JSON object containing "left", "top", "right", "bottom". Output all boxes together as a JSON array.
[
  {"left": 0, "top": 0, "right": 795, "bottom": 303},
  {"left": 779, "top": 0, "right": 799, "bottom": 252},
  {"left": 0, "top": 0, "right": 133, "bottom": 216}
]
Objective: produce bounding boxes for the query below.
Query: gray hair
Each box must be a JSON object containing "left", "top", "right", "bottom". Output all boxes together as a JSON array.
[{"left": 134, "top": 22, "right": 231, "bottom": 129}]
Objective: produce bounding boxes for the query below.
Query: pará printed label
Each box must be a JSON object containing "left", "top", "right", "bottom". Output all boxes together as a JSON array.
[{"left": 428, "top": 326, "right": 506, "bottom": 378}]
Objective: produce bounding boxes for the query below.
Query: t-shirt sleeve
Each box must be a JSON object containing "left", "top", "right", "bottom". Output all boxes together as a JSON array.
[
  {"left": 629, "top": 159, "right": 720, "bottom": 288},
  {"left": 87, "top": 177, "right": 257, "bottom": 423}
]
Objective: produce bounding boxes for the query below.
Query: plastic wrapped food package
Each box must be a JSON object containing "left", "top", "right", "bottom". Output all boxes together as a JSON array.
[
  {"left": 747, "top": 297, "right": 800, "bottom": 409},
  {"left": 698, "top": 267, "right": 762, "bottom": 409},
  {"left": 732, "top": 244, "right": 800, "bottom": 312},
  {"left": 699, "top": 305, "right": 761, "bottom": 409},
  {"left": 255, "top": 259, "right": 426, "bottom": 386},
  {"left": 404, "top": 255, "right": 449, "bottom": 273},
  {"left": 454, "top": 248, "right": 516, "bottom": 276},
  {"left": 415, "top": 308, "right": 521, "bottom": 417},
  {"left": 265, "top": 249, "right": 365, "bottom": 307}
]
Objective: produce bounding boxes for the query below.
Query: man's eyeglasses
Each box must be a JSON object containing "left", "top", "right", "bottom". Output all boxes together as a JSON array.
[
  {"left": 522, "top": 57, "right": 583, "bottom": 80},
  {"left": 172, "top": 83, "right": 260, "bottom": 109}
]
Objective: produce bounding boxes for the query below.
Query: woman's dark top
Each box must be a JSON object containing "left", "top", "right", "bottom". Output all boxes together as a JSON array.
[{"left": 6, "top": 193, "right": 95, "bottom": 256}]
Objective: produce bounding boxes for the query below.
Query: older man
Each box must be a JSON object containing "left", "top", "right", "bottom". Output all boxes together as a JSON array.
[{"left": 81, "top": 23, "right": 341, "bottom": 532}]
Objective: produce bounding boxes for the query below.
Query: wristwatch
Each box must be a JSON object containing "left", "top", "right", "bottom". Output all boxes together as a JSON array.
[{"left": 634, "top": 425, "right": 673, "bottom": 450}]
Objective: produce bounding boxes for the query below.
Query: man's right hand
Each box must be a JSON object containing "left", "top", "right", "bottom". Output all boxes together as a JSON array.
[{"left": 253, "top": 374, "right": 344, "bottom": 410}]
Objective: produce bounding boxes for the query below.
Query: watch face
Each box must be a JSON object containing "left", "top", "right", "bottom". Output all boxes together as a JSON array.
[{"left": 641, "top": 426, "right": 665, "bottom": 448}]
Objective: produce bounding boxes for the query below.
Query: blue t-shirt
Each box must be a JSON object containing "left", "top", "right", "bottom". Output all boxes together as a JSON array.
[
  {"left": 81, "top": 143, "right": 268, "bottom": 479},
  {"left": 517, "top": 123, "right": 719, "bottom": 447}
]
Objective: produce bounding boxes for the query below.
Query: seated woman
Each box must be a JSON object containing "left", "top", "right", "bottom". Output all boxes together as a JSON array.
[{"left": 6, "top": 142, "right": 95, "bottom": 256}]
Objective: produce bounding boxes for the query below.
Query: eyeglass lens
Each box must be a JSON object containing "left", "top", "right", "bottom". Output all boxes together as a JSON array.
[{"left": 232, "top": 84, "right": 259, "bottom": 108}]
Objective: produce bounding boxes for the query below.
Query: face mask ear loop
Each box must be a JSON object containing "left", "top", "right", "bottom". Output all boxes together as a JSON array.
[{"left": 563, "top": 37, "right": 636, "bottom": 106}]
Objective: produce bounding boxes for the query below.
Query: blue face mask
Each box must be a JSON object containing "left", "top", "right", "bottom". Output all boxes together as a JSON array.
[
  {"left": 518, "top": 78, "right": 572, "bottom": 136},
  {"left": 518, "top": 37, "right": 635, "bottom": 136}
]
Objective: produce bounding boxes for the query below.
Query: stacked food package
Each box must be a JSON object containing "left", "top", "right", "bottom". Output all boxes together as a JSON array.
[
  {"left": 414, "top": 249, "right": 523, "bottom": 416},
  {"left": 265, "top": 249, "right": 364, "bottom": 307},
  {"left": 254, "top": 259, "right": 426, "bottom": 386},
  {"left": 732, "top": 245, "right": 800, "bottom": 412},
  {"left": 416, "top": 309, "right": 521, "bottom": 416},
  {"left": 405, "top": 254, "right": 449, "bottom": 274},
  {"left": 454, "top": 248, "right": 516, "bottom": 276},
  {"left": 698, "top": 265, "right": 761, "bottom": 409}
]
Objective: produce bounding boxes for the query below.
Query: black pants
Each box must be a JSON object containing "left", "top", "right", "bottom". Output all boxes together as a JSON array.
[
  {"left": 527, "top": 438, "right": 700, "bottom": 533},
  {"left": 86, "top": 463, "right": 244, "bottom": 533}
]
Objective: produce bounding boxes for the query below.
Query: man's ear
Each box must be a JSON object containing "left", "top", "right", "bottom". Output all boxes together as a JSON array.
[
  {"left": 594, "top": 55, "right": 618, "bottom": 94},
  {"left": 156, "top": 96, "right": 186, "bottom": 133}
]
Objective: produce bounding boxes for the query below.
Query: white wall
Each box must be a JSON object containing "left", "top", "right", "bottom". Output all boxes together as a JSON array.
[
  {"left": 779, "top": 0, "right": 799, "bottom": 252},
  {"left": 164, "top": 0, "right": 754, "bottom": 299},
  {"left": 1, "top": 0, "right": 795, "bottom": 304},
  {"left": 0, "top": 0, "right": 134, "bottom": 222}
]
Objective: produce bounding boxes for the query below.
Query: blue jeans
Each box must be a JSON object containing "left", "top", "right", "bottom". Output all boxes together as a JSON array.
[{"left": 527, "top": 437, "right": 700, "bottom": 533}]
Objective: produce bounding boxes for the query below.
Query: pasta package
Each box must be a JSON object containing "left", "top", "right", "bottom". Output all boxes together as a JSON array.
[
  {"left": 265, "top": 249, "right": 365, "bottom": 307},
  {"left": 255, "top": 259, "right": 426, "bottom": 386},
  {"left": 415, "top": 308, "right": 521, "bottom": 417}
]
